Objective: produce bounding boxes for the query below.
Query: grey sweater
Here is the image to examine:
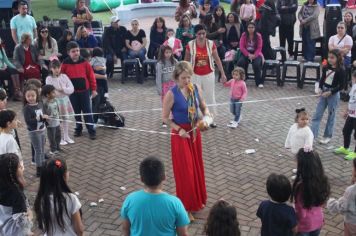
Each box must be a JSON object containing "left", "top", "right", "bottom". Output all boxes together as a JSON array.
[
  {"left": 155, "top": 59, "right": 177, "bottom": 95},
  {"left": 327, "top": 184, "right": 356, "bottom": 224}
]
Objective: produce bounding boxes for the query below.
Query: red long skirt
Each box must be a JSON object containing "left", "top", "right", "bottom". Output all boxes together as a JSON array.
[{"left": 171, "top": 124, "right": 207, "bottom": 212}]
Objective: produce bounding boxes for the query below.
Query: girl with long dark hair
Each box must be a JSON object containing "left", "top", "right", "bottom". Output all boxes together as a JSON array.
[
  {"left": 225, "top": 12, "right": 241, "bottom": 50},
  {"left": 34, "top": 158, "right": 84, "bottom": 236},
  {"left": 0, "top": 153, "right": 33, "bottom": 235},
  {"left": 204, "top": 200, "right": 241, "bottom": 236},
  {"left": 291, "top": 149, "right": 330, "bottom": 236},
  {"left": 311, "top": 49, "right": 345, "bottom": 144}
]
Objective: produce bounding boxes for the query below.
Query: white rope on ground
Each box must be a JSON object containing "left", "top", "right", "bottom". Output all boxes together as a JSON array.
[{"left": 59, "top": 94, "right": 319, "bottom": 117}]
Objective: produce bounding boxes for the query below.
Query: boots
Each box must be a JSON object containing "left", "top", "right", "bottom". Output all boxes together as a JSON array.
[{"left": 11, "top": 74, "right": 22, "bottom": 101}]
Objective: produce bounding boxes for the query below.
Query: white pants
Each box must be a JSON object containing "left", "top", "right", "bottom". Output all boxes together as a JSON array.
[{"left": 192, "top": 72, "right": 217, "bottom": 115}]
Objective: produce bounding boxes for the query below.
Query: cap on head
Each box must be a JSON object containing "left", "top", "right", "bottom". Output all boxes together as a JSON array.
[{"left": 111, "top": 16, "right": 120, "bottom": 23}]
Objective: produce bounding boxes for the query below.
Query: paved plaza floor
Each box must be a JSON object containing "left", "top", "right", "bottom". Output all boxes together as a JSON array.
[{"left": 9, "top": 6, "right": 356, "bottom": 236}]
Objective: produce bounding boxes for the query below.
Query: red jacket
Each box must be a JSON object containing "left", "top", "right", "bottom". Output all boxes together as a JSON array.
[
  {"left": 61, "top": 57, "right": 96, "bottom": 92},
  {"left": 255, "top": 0, "right": 265, "bottom": 20}
]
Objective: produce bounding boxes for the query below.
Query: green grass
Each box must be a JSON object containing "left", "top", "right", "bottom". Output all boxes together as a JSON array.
[
  {"left": 32, "top": 0, "right": 305, "bottom": 27},
  {"left": 32, "top": 0, "right": 113, "bottom": 26}
]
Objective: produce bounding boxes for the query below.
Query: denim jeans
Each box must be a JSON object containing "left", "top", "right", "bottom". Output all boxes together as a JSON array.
[
  {"left": 230, "top": 98, "right": 242, "bottom": 122},
  {"left": 69, "top": 90, "right": 96, "bottom": 135},
  {"left": 302, "top": 26, "right": 316, "bottom": 62},
  {"left": 28, "top": 130, "right": 46, "bottom": 167},
  {"left": 297, "top": 229, "right": 321, "bottom": 236},
  {"left": 311, "top": 92, "right": 340, "bottom": 138},
  {"left": 128, "top": 48, "right": 147, "bottom": 64},
  {"left": 105, "top": 51, "right": 127, "bottom": 76}
]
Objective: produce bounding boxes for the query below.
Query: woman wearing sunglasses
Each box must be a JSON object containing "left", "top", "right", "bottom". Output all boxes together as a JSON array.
[{"left": 34, "top": 25, "right": 59, "bottom": 82}]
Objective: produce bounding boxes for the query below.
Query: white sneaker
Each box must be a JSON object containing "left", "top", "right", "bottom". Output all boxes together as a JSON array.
[
  {"left": 65, "top": 138, "right": 75, "bottom": 144},
  {"left": 227, "top": 121, "right": 238, "bottom": 128},
  {"left": 258, "top": 84, "right": 264, "bottom": 88},
  {"left": 319, "top": 137, "right": 331, "bottom": 145},
  {"left": 162, "top": 123, "right": 167, "bottom": 128},
  {"left": 229, "top": 120, "right": 234, "bottom": 124},
  {"left": 291, "top": 175, "right": 296, "bottom": 181},
  {"left": 60, "top": 140, "right": 68, "bottom": 146},
  {"left": 292, "top": 169, "right": 297, "bottom": 174}
]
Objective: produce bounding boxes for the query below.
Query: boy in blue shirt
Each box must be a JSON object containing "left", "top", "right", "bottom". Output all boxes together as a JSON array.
[{"left": 121, "top": 157, "right": 190, "bottom": 236}]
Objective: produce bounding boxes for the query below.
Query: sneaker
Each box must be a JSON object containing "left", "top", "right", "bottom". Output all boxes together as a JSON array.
[
  {"left": 345, "top": 152, "right": 356, "bottom": 160},
  {"left": 54, "top": 150, "right": 60, "bottom": 155},
  {"left": 291, "top": 175, "right": 296, "bottom": 180},
  {"left": 292, "top": 169, "right": 297, "bottom": 174},
  {"left": 162, "top": 123, "right": 167, "bottom": 128},
  {"left": 89, "top": 133, "right": 96, "bottom": 140},
  {"left": 65, "top": 138, "right": 75, "bottom": 144},
  {"left": 60, "top": 140, "right": 68, "bottom": 146},
  {"left": 334, "top": 146, "right": 351, "bottom": 155},
  {"left": 227, "top": 121, "right": 238, "bottom": 128},
  {"left": 229, "top": 120, "right": 234, "bottom": 124},
  {"left": 210, "top": 123, "right": 217, "bottom": 128},
  {"left": 74, "top": 130, "right": 83, "bottom": 137},
  {"left": 49, "top": 151, "right": 55, "bottom": 155},
  {"left": 319, "top": 137, "right": 331, "bottom": 144},
  {"left": 258, "top": 84, "right": 264, "bottom": 88}
]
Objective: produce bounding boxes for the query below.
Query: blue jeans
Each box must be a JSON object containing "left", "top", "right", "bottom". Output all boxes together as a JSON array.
[
  {"left": 302, "top": 26, "right": 316, "bottom": 62},
  {"left": 311, "top": 92, "right": 340, "bottom": 138},
  {"left": 69, "top": 90, "right": 96, "bottom": 135},
  {"left": 297, "top": 229, "right": 321, "bottom": 236},
  {"left": 28, "top": 130, "right": 46, "bottom": 167},
  {"left": 128, "top": 48, "right": 146, "bottom": 64},
  {"left": 230, "top": 98, "right": 242, "bottom": 122}
]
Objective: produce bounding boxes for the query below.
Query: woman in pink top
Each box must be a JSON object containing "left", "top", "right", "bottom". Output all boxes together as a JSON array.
[
  {"left": 163, "top": 29, "right": 183, "bottom": 60},
  {"left": 291, "top": 149, "right": 330, "bottom": 236},
  {"left": 224, "top": 67, "right": 247, "bottom": 128},
  {"left": 237, "top": 21, "right": 264, "bottom": 88}
]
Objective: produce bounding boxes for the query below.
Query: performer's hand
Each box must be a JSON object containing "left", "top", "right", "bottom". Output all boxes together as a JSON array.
[{"left": 179, "top": 129, "right": 190, "bottom": 138}]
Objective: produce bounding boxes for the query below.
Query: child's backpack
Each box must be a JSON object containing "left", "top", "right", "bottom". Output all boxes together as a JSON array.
[{"left": 98, "top": 101, "right": 125, "bottom": 128}]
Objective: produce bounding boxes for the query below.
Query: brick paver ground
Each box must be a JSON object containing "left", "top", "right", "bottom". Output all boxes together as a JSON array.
[{"left": 7, "top": 6, "right": 356, "bottom": 236}]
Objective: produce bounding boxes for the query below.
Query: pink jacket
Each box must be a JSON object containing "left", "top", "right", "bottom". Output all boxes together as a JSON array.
[
  {"left": 163, "top": 38, "right": 182, "bottom": 57},
  {"left": 295, "top": 191, "right": 324, "bottom": 233},
  {"left": 224, "top": 79, "right": 247, "bottom": 100},
  {"left": 239, "top": 32, "right": 263, "bottom": 58}
]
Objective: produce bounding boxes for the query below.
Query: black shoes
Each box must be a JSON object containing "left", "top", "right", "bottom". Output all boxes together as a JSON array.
[
  {"left": 36, "top": 167, "right": 42, "bottom": 177},
  {"left": 74, "top": 130, "right": 83, "bottom": 137},
  {"left": 89, "top": 133, "right": 96, "bottom": 140},
  {"left": 210, "top": 123, "right": 217, "bottom": 128}
]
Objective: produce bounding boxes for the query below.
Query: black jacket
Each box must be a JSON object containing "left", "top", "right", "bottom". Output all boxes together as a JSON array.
[
  {"left": 320, "top": 65, "right": 346, "bottom": 95},
  {"left": 102, "top": 25, "right": 127, "bottom": 55},
  {"left": 258, "top": 0, "right": 279, "bottom": 36},
  {"left": 277, "top": 0, "right": 298, "bottom": 26}
]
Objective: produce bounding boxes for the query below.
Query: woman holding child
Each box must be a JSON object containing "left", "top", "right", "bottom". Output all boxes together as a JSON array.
[{"left": 162, "top": 61, "right": 210, "bottom": 222}]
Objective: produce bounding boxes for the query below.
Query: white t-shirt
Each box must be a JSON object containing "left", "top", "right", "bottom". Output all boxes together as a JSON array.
[
  {"left": 0, "top": 132, "right": 22, "bottom": 160},
  {"left": 44, "top": 193, "right": 81, "bottom": 236},
  {"left": 285, "top": 123, "right": 314, "bottom": 154},
  {"left": 328, "top": 34, "right": 353, "bottom": 57},
  {"left": 349, "top": 84, "right": 356, "bottom": 118}
]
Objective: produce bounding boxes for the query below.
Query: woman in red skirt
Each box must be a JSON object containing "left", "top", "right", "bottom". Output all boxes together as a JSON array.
[{"left": 162, "top": 61, "right": 210, "bottom": 221}]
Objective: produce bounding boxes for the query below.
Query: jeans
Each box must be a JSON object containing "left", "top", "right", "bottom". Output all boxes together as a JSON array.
[
  {"left": 105, "top": 51, "right": 127, "bottom": 76},
  {"left": 302, "top": 26, "right": 316, "bottom": 62},
  {"left": 279, "top": 23, "right": 295, "bottom": 56},
  {"left": 311, "top": 92, "right": 340, "bottom": 138},
  {"left": 297, "top": 229, "right": 321, "bottom": 236},
  {"left": 230, "top": 98, "right": 242, "bottom": 122},
  {"left": 237, "top": 55, "right": 263, "bottom": 86},
  {"left": 28, "top": 130, "right": 46, "bottom": 167},
  {"left": 128, "top": 48, "right": 147, "bottom": 64},
  {"left": 69, "top": 90, "right": 96, "bottom": 135},
  {"left": 47, "top": 126, "right": 61, "bottom": 152}
]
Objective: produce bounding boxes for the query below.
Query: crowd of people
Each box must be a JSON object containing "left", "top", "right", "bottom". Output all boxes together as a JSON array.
[{"left": 0, "top": 0, "right": 356, "bottom": 235}]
